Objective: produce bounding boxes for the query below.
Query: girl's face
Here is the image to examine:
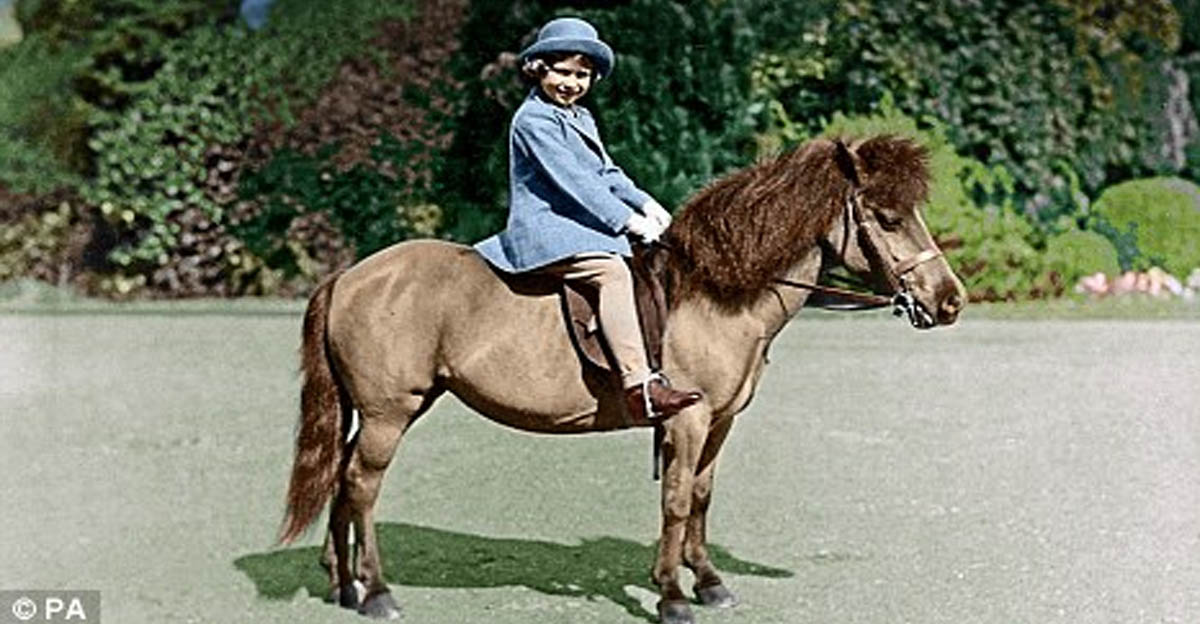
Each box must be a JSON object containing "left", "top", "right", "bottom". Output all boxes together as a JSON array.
[{"left": 539, "top": 55, "right": 593, "bottom": 107}]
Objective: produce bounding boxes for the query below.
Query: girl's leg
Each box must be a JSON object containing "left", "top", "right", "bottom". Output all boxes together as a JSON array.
[
  {"left": 541, "top": 253, "right": 651, "bottom": 387},
  {"left": 540, "top": 253, "right": 701, "bottom": 421}
]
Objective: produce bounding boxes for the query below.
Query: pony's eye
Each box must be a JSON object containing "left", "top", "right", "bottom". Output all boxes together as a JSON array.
[{"left": 877, "top": 212, "right": 903, "bottom": 231}]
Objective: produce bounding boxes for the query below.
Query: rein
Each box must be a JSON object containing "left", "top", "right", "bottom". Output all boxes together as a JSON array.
[{"left": 771, "top": 276, "right": 891, "bottom": 309}]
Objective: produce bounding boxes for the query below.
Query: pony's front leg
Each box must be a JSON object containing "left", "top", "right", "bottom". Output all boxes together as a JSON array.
[
  {"left": 653, "top": 411, "right": 708, "bottom": 624},
  {"left": 683, "top": 416, "right": 738, "bottom": 609}
]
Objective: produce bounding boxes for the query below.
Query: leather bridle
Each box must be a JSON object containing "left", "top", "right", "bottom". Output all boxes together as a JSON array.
[{"left": 773, "top": 184, "right": 945, "bottom": 326}]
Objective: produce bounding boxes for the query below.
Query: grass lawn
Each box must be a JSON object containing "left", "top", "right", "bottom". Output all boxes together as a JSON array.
[{"left": 2, "top": 281, "right": 1198, "bottom": 623}]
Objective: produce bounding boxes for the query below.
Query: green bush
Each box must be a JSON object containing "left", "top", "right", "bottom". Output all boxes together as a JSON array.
[
  {"left": 1039, "top": 228, "right": 1121, "bottom": 294},
  {"left": 236, "top": 137, "right": 441, "bottom": 275},
  {"left": 1, "top": 0, "right": 228, "bottom": 194},
  {"left": 231, "top": 0, "right": 462, "bottom": 287},
  {"left": 81, "top": 0, "right": 411, "bottom": 280},
  {"left": 0, "top": 192, "right": 105, "bottom": 289},
  {"left": 0, "top": 35, "right": 87, "bottom": 193},
  {"left": 0, "top": 201, "right": 73, "bottom": 282},
  {"left": 578, "top": 1, "right": 799, "bottom": 208},
  {"left": 15, "top": 0, "right": 217, "bottom": 47},
  {"left": 759, "top": 0, "right": 1181, "bottom": 226},
  {"left": 6, "top": 0, "right": 1190, "bottom": 301},
  {"left": 1090, "top": 176, "right": 1200, "bottom": 276}
]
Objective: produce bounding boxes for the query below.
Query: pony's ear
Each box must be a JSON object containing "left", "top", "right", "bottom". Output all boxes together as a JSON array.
[{"left": 833, "top": 140, "right": 862, "bottom": 188}]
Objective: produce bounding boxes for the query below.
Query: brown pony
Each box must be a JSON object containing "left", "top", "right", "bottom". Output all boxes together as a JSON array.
[{"left": 278, "top": 135, "right": 966, "bottom": 624}]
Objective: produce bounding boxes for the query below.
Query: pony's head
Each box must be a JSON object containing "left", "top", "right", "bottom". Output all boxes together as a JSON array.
[
  {"left": 670, "top": 134, "right": 965, "bottom": 327},
  {"left": 824, "top": 136, "right": 965, "bottom": 328}
]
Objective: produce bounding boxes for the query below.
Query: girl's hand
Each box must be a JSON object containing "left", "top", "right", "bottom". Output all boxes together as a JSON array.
[
  {"left": 642, "top": 199, "right": 673, "bottom": 229},
  {"left": 626, "top": 213, "right": 665, "bottom": 243}
]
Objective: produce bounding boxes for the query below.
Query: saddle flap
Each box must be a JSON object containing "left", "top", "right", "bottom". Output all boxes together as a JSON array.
[
  {"left": 562, "top": 286, "right": 609, "bottom": 370},
  {"left": 560, "top": 244, "right": 670, "bottom": 373}
]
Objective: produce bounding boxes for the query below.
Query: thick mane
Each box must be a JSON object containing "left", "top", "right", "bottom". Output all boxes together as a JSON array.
[
  {"left": 666, "top": 135, "right": 930, "bottom": 307},
  {"left": 854, "top": 135, "right": 932, "bottom": 216}
]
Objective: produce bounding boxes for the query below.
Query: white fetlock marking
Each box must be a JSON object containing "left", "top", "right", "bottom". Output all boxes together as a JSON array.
[{"left": 346, "top": 409, "right": 361, "bottom": 443}]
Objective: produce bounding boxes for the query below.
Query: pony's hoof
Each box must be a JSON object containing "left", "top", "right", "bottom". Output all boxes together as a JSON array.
[
  {"left": 334, "top": 581, "right": 364, "bottom": 609},
  {"left": 694, "top": 583, "right": 739, "bottom": 608},
  {"left": 657, "top": 599, "right": 695, "bottom": 624},
  {"left": 359, "top": 591, "right": 402, "bottom": 620}
]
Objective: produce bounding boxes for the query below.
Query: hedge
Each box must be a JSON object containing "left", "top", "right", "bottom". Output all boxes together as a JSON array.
[{"left": 1090, "top": 176, "right": 1200, "bottom": 276}]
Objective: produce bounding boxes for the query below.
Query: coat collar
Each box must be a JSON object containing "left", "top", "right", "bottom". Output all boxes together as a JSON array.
[{"left": 527, "top": 89, "right": 606, "bottom": 158}]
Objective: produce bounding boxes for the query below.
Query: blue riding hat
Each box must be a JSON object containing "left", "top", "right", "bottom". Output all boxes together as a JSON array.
[{"left": 520, "top": 17, "right": 614, "bottom": 80}]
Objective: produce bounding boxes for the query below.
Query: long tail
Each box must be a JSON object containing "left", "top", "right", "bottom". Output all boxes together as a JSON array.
[{"left": 279, "top": 270, "right": 348, "bottom": 545}]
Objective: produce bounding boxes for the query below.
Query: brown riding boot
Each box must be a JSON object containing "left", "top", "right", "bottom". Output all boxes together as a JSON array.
[{"left": 625, "top": 374, "right": 702, "bottom": 425}]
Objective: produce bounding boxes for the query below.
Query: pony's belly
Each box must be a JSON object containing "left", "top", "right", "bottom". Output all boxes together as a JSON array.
[{"left": 445, "top": 360, "right": 631, "bottom": 434}]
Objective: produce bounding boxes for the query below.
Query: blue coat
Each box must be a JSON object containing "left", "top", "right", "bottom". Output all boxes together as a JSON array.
[{"left": 475, "top": 90, "right": 653, "bottom": 272}]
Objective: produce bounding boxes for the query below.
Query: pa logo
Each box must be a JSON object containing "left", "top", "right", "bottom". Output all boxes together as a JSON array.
[{"left": 8, "top": 594, "right": 90, "bottom": 621}]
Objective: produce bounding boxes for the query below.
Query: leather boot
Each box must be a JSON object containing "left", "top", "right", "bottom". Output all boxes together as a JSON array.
[{"left": 625, "top": 375, "right": 701, "bottom": 425}]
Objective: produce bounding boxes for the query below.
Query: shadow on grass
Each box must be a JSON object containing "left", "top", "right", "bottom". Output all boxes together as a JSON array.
[{"left": 235, "top": 522, "right": 792, "bottom": 622}]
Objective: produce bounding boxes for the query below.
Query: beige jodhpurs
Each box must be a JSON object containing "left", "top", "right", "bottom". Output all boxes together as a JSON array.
[{"left": 537, "top": 253, "right": 650, "bottom": 388}]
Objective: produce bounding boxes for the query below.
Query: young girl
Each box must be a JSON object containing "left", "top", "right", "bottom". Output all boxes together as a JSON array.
[{"left": 475, "top": 16, "right": 701, "bottom": 424}]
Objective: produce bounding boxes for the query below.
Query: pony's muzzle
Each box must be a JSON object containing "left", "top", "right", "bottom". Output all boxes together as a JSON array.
[
  {"left": 895, "top": 277, "right": 964, "bottom": 329},
  {"left": 937, "top": 291, "right": 964, "bottom": 326}
]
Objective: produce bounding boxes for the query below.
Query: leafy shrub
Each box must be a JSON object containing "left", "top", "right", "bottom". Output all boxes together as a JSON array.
[
  {"left": 80, "top": 0, "right": 412, "bottom": 293},
  {"left": 15, "top": 0, "right": 219, "bottom": 48},
  {"left": 0, "top": 200, "right": 75, "bottom": 282},
  {"left": 1039, "top": 229, "right": 1121, "bottom": 295},
  {"left": 0, "top": 35, "right": 87, "bottom": 193},
  {"left": 229, "top": 0, "right": 464, "bottom": 290},
  {"left": 758, "top": 0, "right": 1182, "bottom": 226},
  {"left": 0, "top": 190, "right": 109, "bottom": 289},
  {"left": 235, "top": 137, "right": 441, "bottom": 275},
  {"left": 1178, "top": 51, "right": 1200, "bottom": 184},
  {"left": 577, "top": 1, "right": 793, "bottom": 209},
  {"left": 1, "top": 0, "right": 229, "bottom": 194},
  {"left": 1090, "top": 176, "right": 1200, "bottom": 276}
]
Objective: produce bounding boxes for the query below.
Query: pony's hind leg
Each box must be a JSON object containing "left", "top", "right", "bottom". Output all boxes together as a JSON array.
[
  {"left": 328, "top": 483, "right": 360, "bottom": 608},
  {"left": 330, "top": 390, "right": 440, "bottom": 619},
  {"left": 320, "top": 526, "right": 363, "bottom": 606}
]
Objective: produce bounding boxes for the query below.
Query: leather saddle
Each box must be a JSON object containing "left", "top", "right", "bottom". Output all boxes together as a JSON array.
[{"left": 560, "top": 244, "right": 670, "bottom": 374}]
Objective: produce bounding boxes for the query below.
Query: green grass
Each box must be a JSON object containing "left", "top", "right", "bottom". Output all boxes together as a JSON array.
[
  {"left": 0, "top": 279, "right": 305, "bottom": 315},
  {"left": 963, "top": 295, "right": 1200, "bottom": 320},
  {"left": 2, "top": 309, "right": 1198, "bottom": 623}
]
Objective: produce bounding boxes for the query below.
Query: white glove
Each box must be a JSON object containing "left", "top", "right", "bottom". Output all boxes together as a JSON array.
[
  {"left": 642, "top": 199, "right": 673, "bottom": 230},
  {"left": 625, "top": 212, "right": 665, "bottom": 243}
]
